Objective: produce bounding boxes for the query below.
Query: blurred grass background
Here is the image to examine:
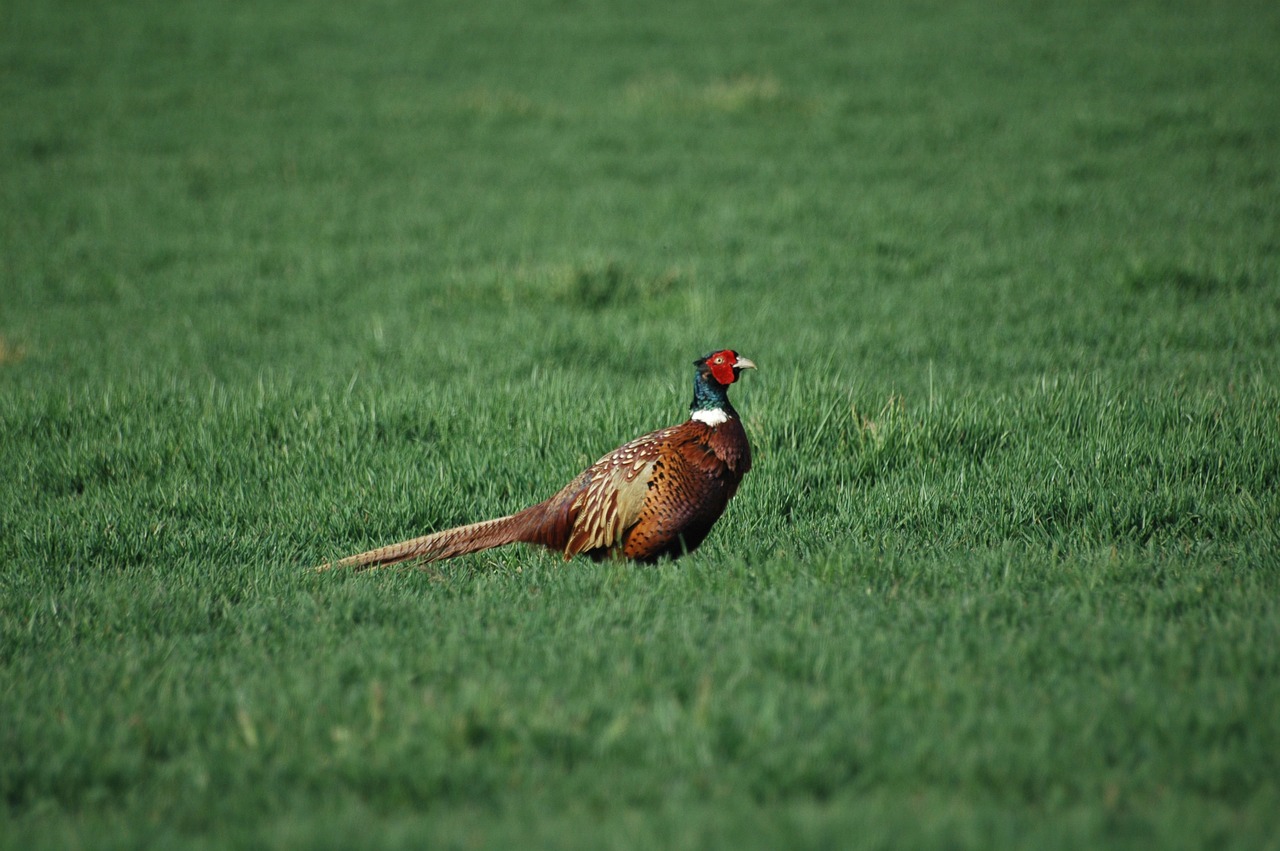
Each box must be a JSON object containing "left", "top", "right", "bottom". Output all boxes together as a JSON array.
[{"left": 2, "top": 1, "right": 1279, "bottom": 848}]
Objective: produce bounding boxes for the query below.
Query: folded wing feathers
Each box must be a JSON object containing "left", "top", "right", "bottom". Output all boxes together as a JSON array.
[{"left": 563, "top": 434, "right": 662, "bottom": 557}]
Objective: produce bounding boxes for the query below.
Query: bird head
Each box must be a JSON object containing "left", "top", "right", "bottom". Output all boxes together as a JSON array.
[{"left": 696, "top": 350, "right": 756, "bottom": 386}]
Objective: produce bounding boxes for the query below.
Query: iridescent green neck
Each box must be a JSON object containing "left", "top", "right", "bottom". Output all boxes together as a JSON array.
[{"left": 690, "top": 371, "right": 735, "bottom": 421}]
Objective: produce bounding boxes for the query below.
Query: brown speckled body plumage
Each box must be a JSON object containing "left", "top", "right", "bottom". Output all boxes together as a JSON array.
[{"left": 317, "top": 350, "right": 755, "bottom": 571}]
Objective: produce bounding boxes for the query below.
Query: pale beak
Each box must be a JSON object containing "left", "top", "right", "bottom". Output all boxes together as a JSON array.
[{"left": 735, "top": 357, "right": 757, "bottom": 371}]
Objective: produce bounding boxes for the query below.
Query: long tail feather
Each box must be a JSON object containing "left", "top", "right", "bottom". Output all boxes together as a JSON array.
[{"left": 315, "top": 509, "right": 540, "bottom": 572}]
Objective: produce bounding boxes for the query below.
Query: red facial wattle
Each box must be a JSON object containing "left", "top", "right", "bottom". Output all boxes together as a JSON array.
[{"left": 707, "top": 351, "right": 738, "bottom": 385}]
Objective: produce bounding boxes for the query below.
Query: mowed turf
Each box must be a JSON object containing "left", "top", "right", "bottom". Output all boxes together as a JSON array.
[{"left": 2, "top": 0, "right": 1279, "bottom": 848}]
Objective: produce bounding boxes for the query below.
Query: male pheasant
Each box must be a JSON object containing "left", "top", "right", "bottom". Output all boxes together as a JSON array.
[{"left": 317, "top": 349, "right": 755, "bottom": 571}]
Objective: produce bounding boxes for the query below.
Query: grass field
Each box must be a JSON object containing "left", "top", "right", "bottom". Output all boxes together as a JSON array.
[{"left": 3, "top": 0, "right": 1280, "bottom": 847}]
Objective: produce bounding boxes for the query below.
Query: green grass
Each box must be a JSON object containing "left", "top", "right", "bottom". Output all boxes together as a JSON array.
[{"left": 3, "top": 0, "right": 1279, "bottom": 847}]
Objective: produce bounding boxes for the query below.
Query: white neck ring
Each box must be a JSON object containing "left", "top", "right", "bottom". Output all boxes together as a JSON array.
[{"left": 691, "top": 408, "right": 729, "bottom": 426}]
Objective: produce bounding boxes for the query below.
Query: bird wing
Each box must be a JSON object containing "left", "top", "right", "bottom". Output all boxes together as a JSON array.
[
  {"left": 613, "top": 423, "right": 740, "bottom": 560},
  {"left": 561, "top": 427, "right": 674, "bottom": 557}
]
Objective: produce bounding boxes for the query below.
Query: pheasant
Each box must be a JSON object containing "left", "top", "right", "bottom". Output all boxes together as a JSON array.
[{"left": 317, "top": 349, "right": 755, "bottom": 571}]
